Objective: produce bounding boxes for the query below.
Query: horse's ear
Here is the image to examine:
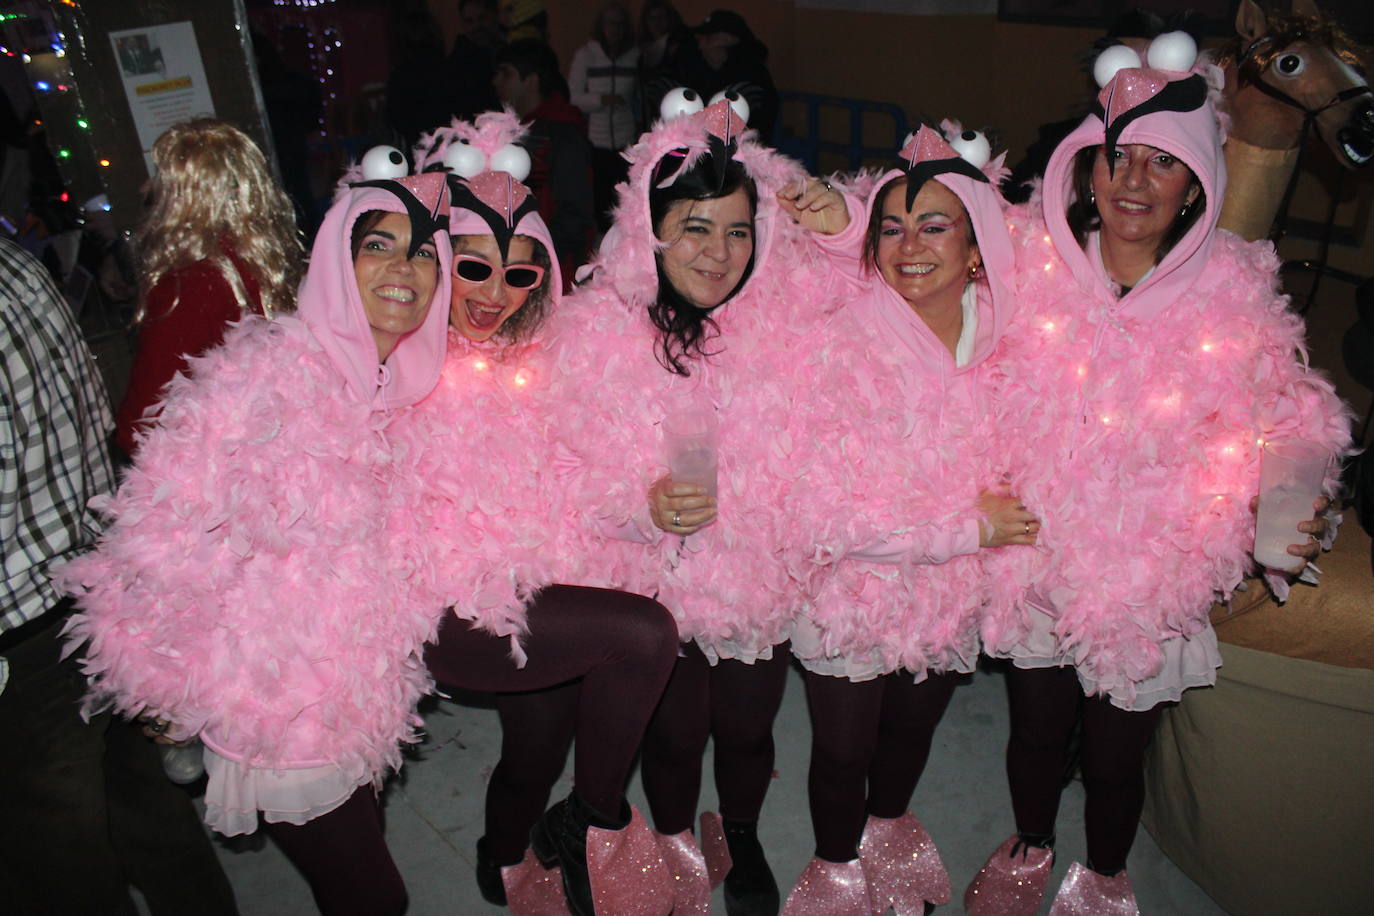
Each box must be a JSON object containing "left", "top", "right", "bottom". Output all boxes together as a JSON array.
[
  {"left": 1290, "top": 0, "right": 1323, "bottom": 20},
  {"left": 1236, "top": 0, "right": 1267, "bottom": 43}
]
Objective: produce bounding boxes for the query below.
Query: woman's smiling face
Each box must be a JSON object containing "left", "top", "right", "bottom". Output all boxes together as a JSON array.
[
  {"left": 353, "top": 211, "right": 439, "bottom": 361},
  {"left": 1091, "top": 143, "right": 1199, "bottom": 251},
  {"left": 875, "top": 178, "right": 980, "bottom": 311},
  {"left": 448, "top": 233, "right": 540, "bottom": 341},
  {"left": 655, "top": 187, "right": 755, "bottom": 310}
]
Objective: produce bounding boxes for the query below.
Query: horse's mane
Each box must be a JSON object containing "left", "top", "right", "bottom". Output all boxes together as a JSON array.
[{"left": 1219, "top": 11, "right": 1368, "bottom": 84}]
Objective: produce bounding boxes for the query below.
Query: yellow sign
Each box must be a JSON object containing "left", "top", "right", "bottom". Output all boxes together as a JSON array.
[{"left": 135, "top": 76, "right": 192, "bottom": 96}]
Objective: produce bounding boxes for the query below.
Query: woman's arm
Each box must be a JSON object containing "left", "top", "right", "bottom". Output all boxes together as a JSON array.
[{"left": 115, "top": 263, "right": 245, "bottom": 457}]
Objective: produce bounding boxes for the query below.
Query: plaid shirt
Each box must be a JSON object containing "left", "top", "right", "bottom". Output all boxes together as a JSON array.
[{"left": 1, "top": 238, "right": 115, "bottom": 692}]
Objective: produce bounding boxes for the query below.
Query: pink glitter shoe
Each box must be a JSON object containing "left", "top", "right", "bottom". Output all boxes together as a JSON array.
[
  {"left": 654, "top": 828, "right": 713, "bottom": 914},
  {"left": 780, "top": 857, "right": 873, "bottom": 916},
  {"left": 532, "top": 793, "right": 673, "bottom": 916},
  {"left": 585, "top": 806, "right": 674, "bottom": 915},
  {"left": 858, "top": 812, "right": 950, "bottom": 915},
  {"left": 698, "top": 811, "right": 733, "bottom": 890},
  {"left": 1047, "top": 862, "right": 1139, "bottom": 916},
  {"left": 963, "top": 834, "right": 1055, "bottom": 916},
  {"left": 502, "top": 849, "right": 573, "bottom": 916}
]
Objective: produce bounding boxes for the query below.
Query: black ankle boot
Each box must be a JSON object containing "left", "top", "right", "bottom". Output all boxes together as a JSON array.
[
  {"left": 475, "top": 836, "right": 517, "bottom": 906},
  {"left": 530, "top": 791, "right": 629, "bottom": 916},
  {"left": 721, "top": 819, "right": 780, "bottom": 916}
]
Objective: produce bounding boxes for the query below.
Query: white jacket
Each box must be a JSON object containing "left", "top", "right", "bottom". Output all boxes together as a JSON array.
[{"left": 568, "top": 39, "right": 640, "bottom": 150}]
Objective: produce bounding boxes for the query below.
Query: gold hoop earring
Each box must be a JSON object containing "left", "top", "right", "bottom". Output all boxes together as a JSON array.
[{"left": 968, "top": 262, "right": 982, "bottom": 279}]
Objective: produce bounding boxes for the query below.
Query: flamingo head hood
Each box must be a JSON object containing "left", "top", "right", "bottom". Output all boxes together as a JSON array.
[
  {"left": 300, "top": 166, "right": 452, "bottom": 410},
  {"left": 1042, "top": 32, "right": 1228, "bottom": 317},
  {"left": 587, "top": 88, "right": 809, "bottom": 311},
  {"left": 861, "top": 120, "right": 1015, "bottom": 367}
]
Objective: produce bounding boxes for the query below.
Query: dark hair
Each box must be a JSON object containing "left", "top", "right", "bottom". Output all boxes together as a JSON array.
[
  {"left": 1068, "top": 145, "right": 1204, "bottom": 265},
  {"left": 452, "top": 233, "right": 555, "bottom": 343},
  {"left": 593, "top": 1, "right": 634, "bottom": 58},
  {"left": 647, "top": 153, "right": 757, "bottom": 376},
  {"left": 861, "top": 176, "right": 976, "bottom": 274},
  {"left": 350, "top": 210, "right": 388, "bottom": 260},
  {"left": 495, "top": 39, "right": 566, "bottom": 100},
  {"left": 638, "top": 0, "right": 684, "bottom": 44}
]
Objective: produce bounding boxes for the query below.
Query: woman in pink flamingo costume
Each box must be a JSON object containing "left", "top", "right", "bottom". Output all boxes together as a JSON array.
[
  {"left": 398, "top": 111, "right": 680, "bottom": 916},
  {"left": 535, "top": 88, "right": 849, "bottom": 915},
  {"left": 58, "top": 135, "right": 678, "bottom": 915},
  {"left": 965, "top": 34, "right": 1350, "bottom": 914},
  {"left": 774, "top": 122, "right": 1039, "bottom": 915},
  {"left": 59, "top": 163, "right": 455, "bottom": 914}
]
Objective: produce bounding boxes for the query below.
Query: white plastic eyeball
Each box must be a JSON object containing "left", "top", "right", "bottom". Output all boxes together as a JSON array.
[
  {"left": 660, "top": 87, "right": 705, "bottom": 121},
  {"left": 709, "top": 89, "right": 751, "bottom": 125},
  {"left": 1093, "top": 44, "right": 1143, "bottom": 88},
  {"left": 489, "top": 144, "right": 532, "bottom": 182},
  {"left": 949, "top": 129, "right": 991, "bottom": 169},
  {"left": 443, "top": 140, "right": 486, "bottom": 178},
  {"left": 361, "top": 145, "right": 408, "bottom": 180},
  {"left": 1146, "top": 31, "right": 1198, "bottom": 73}
]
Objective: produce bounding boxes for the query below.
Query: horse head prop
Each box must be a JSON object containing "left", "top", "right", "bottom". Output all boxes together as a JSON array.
[{"left": 1218, "top": 0, "right": 1371, "bottom": 239}]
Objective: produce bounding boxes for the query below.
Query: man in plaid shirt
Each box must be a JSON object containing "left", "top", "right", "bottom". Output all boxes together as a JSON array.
[{"left": 0, "top": 238, "right": 234, "bottom": 913}]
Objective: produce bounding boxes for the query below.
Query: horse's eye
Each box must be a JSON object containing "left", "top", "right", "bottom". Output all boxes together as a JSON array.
[{"left": 1276, "top": 53, "right": 1305, "bottom": 76}]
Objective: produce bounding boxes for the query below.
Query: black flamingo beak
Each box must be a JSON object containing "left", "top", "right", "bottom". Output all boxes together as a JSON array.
[{"left": 1336, "top": 102, "right": 1374, "bottom": 167}]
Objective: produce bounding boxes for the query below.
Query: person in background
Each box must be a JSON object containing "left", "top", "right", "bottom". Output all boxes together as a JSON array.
[
  {"left": 639, "top": 0, "right": 685, "bottom": 76},
  {"left": 499, "top": 0, "right": 547, "bottom": 42},
  {"left": 569, "top": 1, "right": 640, "bottom": 230},
  {"left": 114, "top": 118, "right": 303, "bottom": 461},
  {"left": 637, "top": 0, "right": 688, "bottom": 130},
  {"left": 0, "top": 237, "right": 237, "bottom": 916},
  {"left": 384, "top": 1, "right": 453, "bottom": 150},
  {"left": 658, "top": 10, "right": 779, "bottom": 144},
  {"left": 493, "top": 38, "right": 595, "bottom": 282},
  {"left": 448, "top": 0, "right": 503, "bottom": 121}
]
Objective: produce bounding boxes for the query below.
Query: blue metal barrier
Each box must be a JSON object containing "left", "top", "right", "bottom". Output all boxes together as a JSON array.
[{"left": 774, "top": 91, "right": 909, "bottom": 174}]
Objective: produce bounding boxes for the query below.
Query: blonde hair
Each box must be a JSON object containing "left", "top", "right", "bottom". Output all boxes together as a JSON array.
[{"left": 135, "top": 118, "right": 304, "bottom": 323}]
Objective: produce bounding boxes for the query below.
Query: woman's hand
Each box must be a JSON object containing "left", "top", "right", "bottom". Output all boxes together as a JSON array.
[
  {"left": 977, "top": 490, "right": 1040, "bottom": 548},
  {"left": 776, "top": 178, "right": 850, "bottom": 235},
  {"left": 649, "top": 475, "right": 717, "bottom": 535},
  {"left": 139, "top": 716, "right": 191, "bottom": 747},
  {"left": 1288, "top": 495, "right": 1331, "bottom": 564}
]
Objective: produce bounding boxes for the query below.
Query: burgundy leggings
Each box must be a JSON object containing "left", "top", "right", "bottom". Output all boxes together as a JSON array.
[
  {"left": 263, "top": 787, "right": 406, "bottom": 916},
  {"left": 1004, "top": 664, "right": 1162, "bottom": 874},
  {"left": 804, "top": 669, "right": 959, "bottom": 862},
  {"left": 640, "top": 641, "right": 793, "bottom": 835},
  {"left": 268, "top": 585, "right": 678, "bottom": 902}
]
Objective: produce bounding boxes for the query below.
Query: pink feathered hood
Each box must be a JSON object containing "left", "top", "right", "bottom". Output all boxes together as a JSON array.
[
  {"left": 414, "top": 110, "right": 564, "bottom": 300},
  {"left": 861, "top": 120, "right": 1016, "bottom": 372},
  {"left": 584, "top": 96, "right": 800, "bottom": 307},
  {"left": 298, "top": 174, "right": 452, "bottom": 410},
  {"left": 1043, "top": 48, "right": 1226, "bottom": 321}
]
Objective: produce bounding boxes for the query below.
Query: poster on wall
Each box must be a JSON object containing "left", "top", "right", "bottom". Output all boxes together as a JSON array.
[{"left": 109, "top": 21, "right": 215, "bottom": 171}]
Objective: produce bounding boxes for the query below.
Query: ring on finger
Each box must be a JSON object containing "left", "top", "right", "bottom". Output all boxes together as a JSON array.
[
  {"left": 1024, "top": 522, "right": 1031, "bottom": 535},
  {"left": 672, "top": 511, "right": 682, "bottom": 527}
]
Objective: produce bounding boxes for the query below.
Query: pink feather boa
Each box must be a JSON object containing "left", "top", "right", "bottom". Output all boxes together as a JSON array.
[
  {"left": 388, "top": 329, "right": 568, "bottom": 666},
  {"left": 533, "top": 119, "right": 850, "bottom": 657},
  {"left": 56, "top": 317, "right": 446, "bottom": 774},
  {"left": 790, "top": 320, "right": 994, "bottom": 676},
  {"left": 980, "top": 205, "right": 1352, "bottom": 700}
]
